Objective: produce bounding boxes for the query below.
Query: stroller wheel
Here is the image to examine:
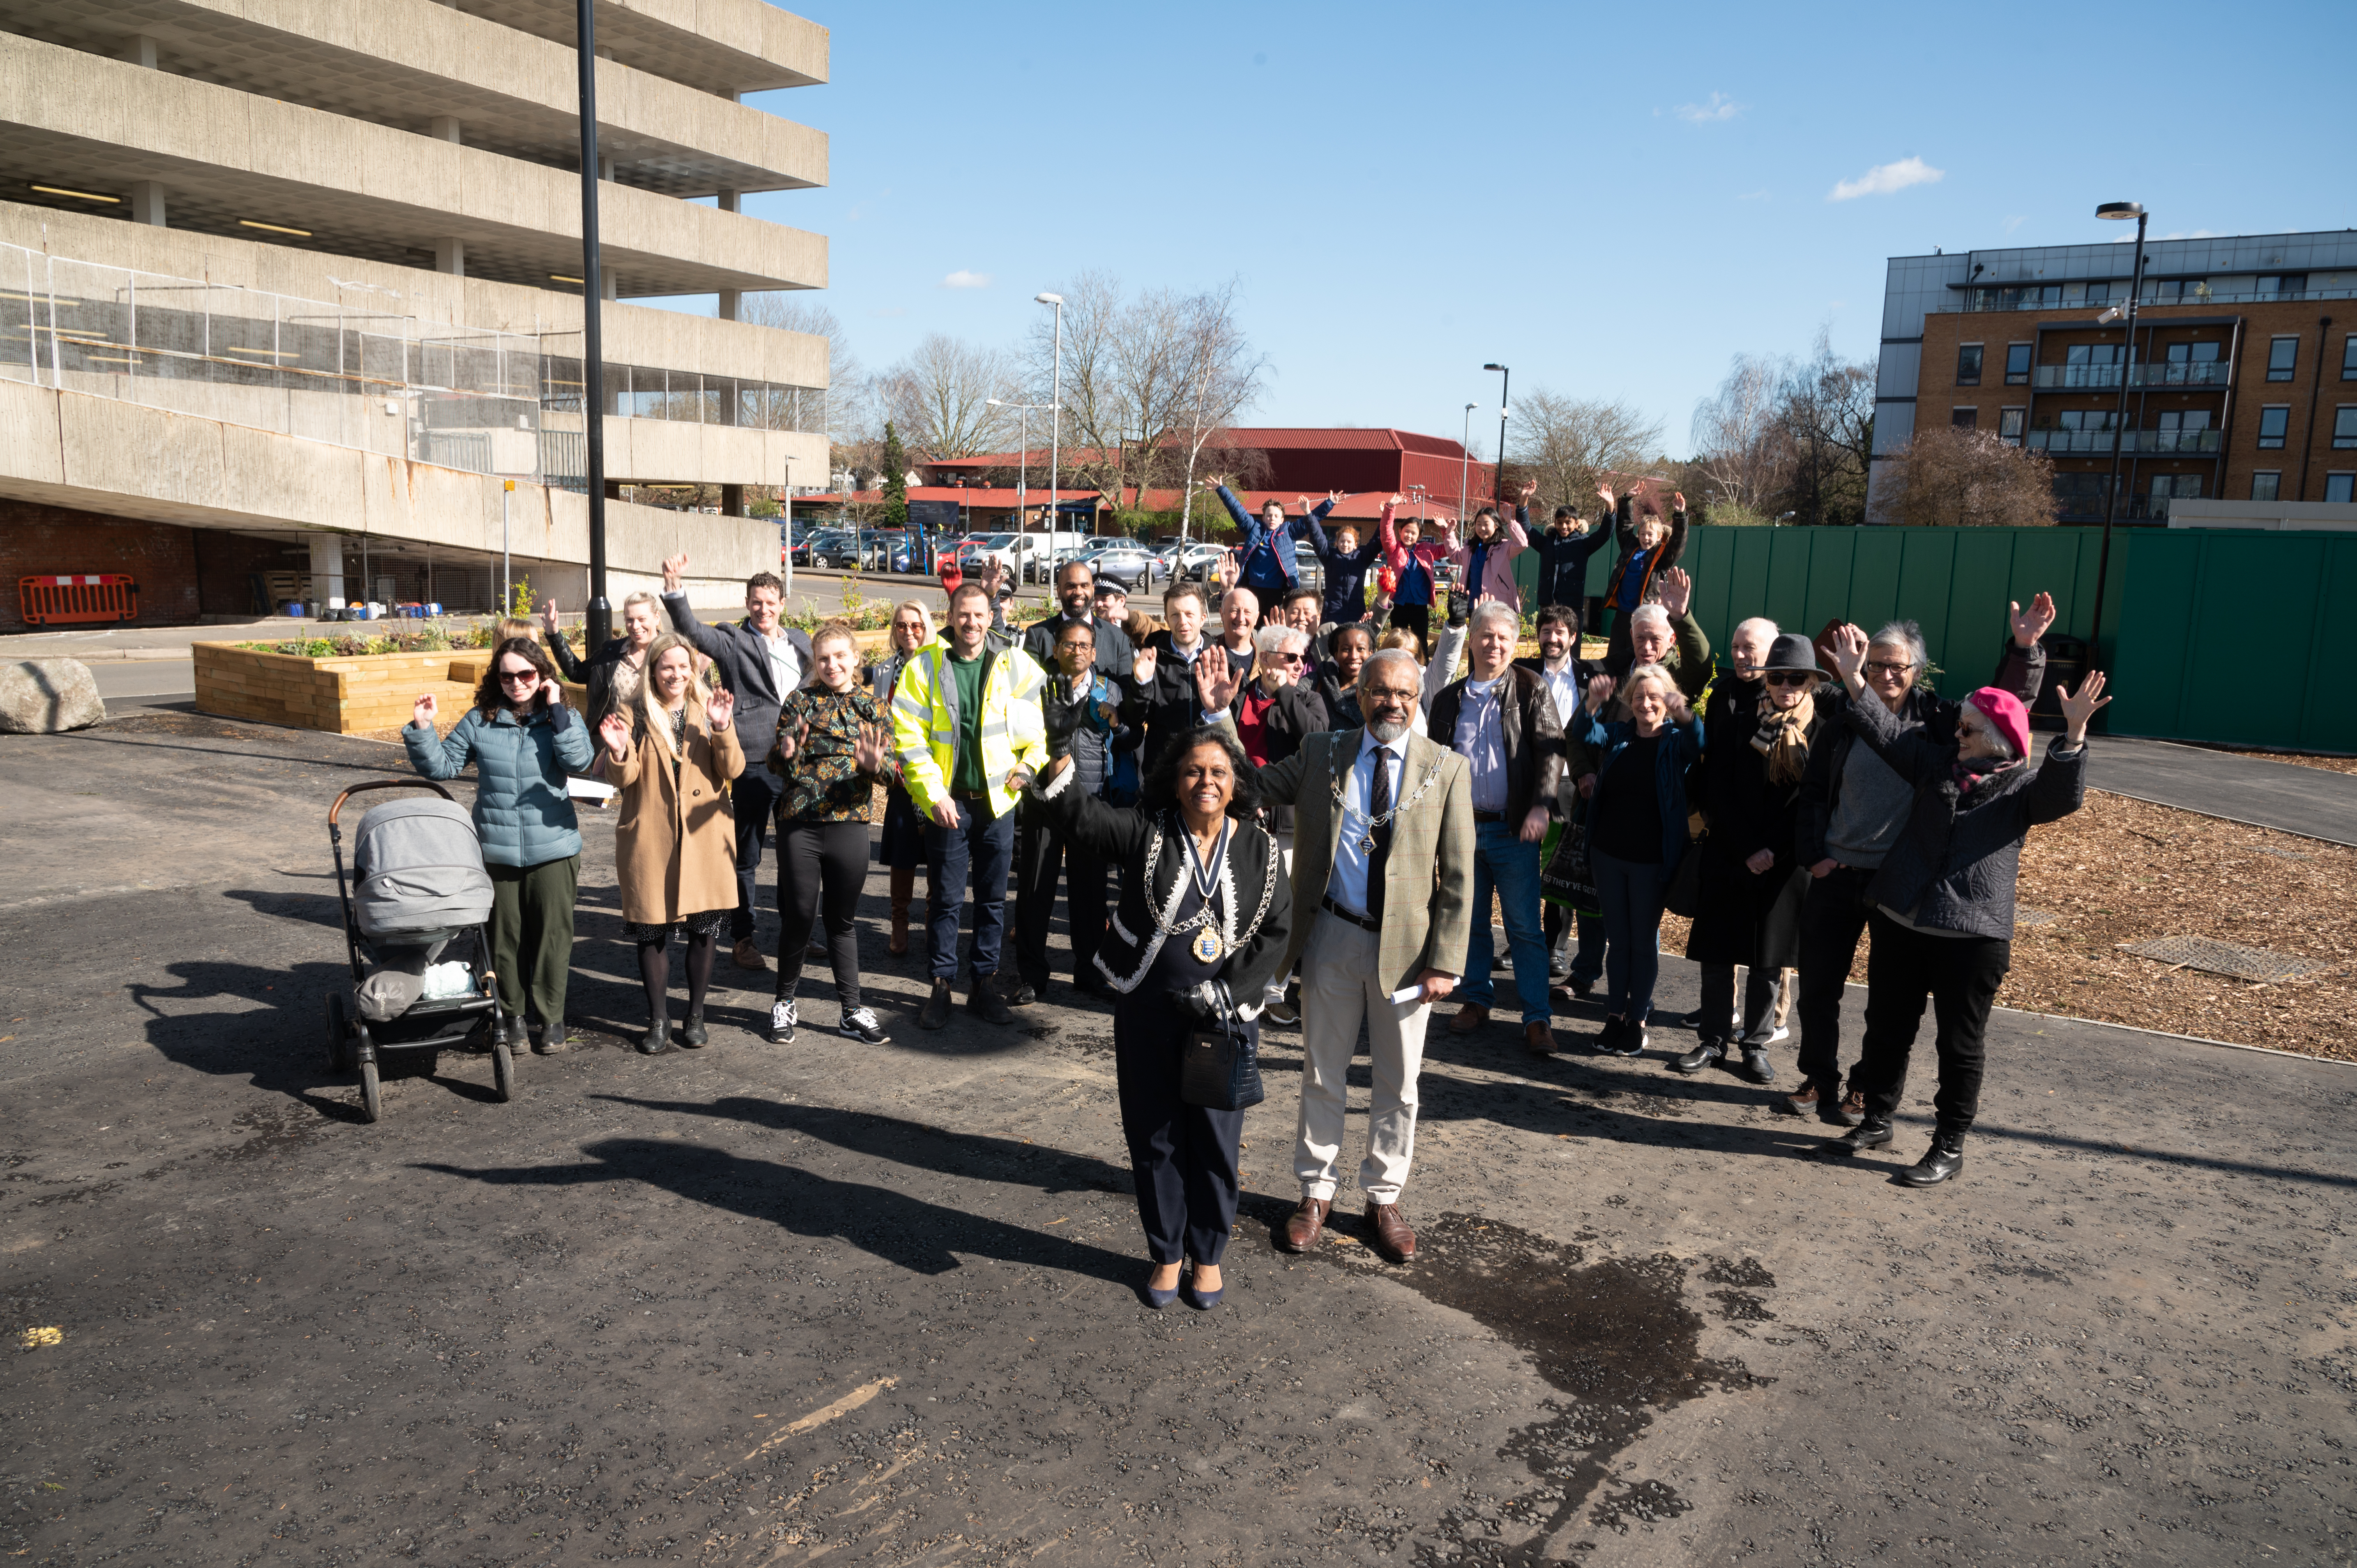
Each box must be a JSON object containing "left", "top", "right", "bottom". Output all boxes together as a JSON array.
[
  {"left": 492, "top": 1031, "right": 515, "bottom": 1103},
  {"left": 325, "top": 991, "right": 352, "bottom": 1073},
  {"left": 359, "top": 1058, "right": 382, "bottom": 1123}
]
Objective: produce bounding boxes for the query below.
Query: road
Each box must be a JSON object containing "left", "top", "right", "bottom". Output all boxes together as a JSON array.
[{"left": 1, "top": 711, "right": 2351, "bottom": 1566}]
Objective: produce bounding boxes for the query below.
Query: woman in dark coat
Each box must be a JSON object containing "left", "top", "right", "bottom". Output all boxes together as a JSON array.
[
  {"left": 1677, "top": 632, "right": 1827, "bottom": 1084},
  {"left": 542, "top": 591, "right": 664, "bottom": 724},
  {"left": 869, "top": 600, "right": 934, "bottom": 955},
  {"left": 1030, "top": 726, "right": 1293, "bottom": 1311},
  {"left": 1816, "top": 624, "right": 2106, "bottom": 1188}
]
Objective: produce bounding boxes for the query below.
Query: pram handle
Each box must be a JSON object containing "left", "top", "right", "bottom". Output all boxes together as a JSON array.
[{"left": 330, "top": 778, "right": 456, "bottom": 826}]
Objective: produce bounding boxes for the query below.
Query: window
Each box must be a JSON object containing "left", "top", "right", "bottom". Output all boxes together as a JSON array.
[
  {"left": 2147, "top": 279, "right": 2208, "bottom": 302},
  {"left": 2327, "top": 473, "right": 2355, "bottom": 504},
  {"left": 2257, "top": 273, "right": 2308, "bottom": 297},
  {"left": 2050, "top": 473, "right": 2110, "bottom": 517},
  {"left": 1999, "top": 408, "right": 2026, "bottom": 446},
  {"left": 2257, "top": 406, "right": 2291, "bottom": 449},
  {"left": 2345, "top": 335, "right": 2357, "bottom": 380},
  {"left": 1951, "top": 406, "right": 1979, "bottom": 429},
  {"left": 2336, "top": 408, "right": 2357, "bottom": 449},
  {"left": 2250, "top": 472, "right": 2281, "bottom": 501},
  {"left": 2267, "top": 337, "right": 2300, "bottom": 381},
  {"left": 2149, "top": 474, "right": 2203, "bottom": 499},
  {"left": 2004, "top": 343, "right": 2032, "bottom": 385},
  {"left": 1956, "top": 344, "right": 1984, "bottom": 385},
  {"left": 2164, "top": 340, "right": 2221, "bottom": 362},
  {"left": 2065, "top": 344, "right": 2124, "bottom": 366},
  {"left": 2056, "top": 409, "right": 2118, "bottom": 432}
]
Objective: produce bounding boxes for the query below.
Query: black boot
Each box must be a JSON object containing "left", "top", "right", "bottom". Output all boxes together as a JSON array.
[
  {"left": 916, "top": 978, "right": 952, "bottom": 1031},
  {"left": 1817, "top": 1116, "right": 1892, "bottom": 1157},
  {"left": 679, "top": 1010, "right": 708, "bottom": 1048},
  {"left": 638, "top": 1011, "right": 671, "bottom": 1055},
  {"left": 1898, "top": 1132, "right": 1966, "bottom": 1187},
  {"left": 968, "top": 973, "right": 1013, "bottom": 1025}
]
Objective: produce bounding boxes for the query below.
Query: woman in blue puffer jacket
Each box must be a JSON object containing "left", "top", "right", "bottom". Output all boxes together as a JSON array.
[{"left": 405, "top": 637, "right": 594, "bottom": 1053}]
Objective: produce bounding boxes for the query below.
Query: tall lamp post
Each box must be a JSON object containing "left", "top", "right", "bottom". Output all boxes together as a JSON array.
[
  {"left": 1483, "top": 362, "right": 1511, "bottom": 510},
  {"left": 1458, "top": 401, "right": 1477, "bottom": 528},
  {"left": 989, "top": 397, "right": 1055, "bottom": 565},
  {"left": 1035, "top": 292, "right": 1065, "bottom": 555},
  {"left": 573, "top": 0, "right": 611, "bottom": 649},
  {"left": 2085, "top": 200, "right": 2148, "bottom": 675}
]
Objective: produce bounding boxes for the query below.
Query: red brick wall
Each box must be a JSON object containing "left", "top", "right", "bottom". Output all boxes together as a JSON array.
[{"left": 0, "top": 501, "right": 302, "bottom": 630}]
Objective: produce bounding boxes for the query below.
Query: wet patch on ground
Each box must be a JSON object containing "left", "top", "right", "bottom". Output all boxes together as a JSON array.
[{"left": 1319, "top": 1212, "right": 1765, "bottom": 1562}]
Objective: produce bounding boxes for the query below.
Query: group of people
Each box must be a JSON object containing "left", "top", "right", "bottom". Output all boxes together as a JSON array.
[{"left": 398, "top": 481, "right": 2111, "bottom": 1309}]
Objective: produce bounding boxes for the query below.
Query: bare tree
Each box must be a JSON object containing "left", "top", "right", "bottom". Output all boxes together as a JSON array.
[
  {"left": 1167, "top": 281, "right": 1269, "bottom": 537},
  {"left": 1776, "top": 328, "right": 1877, "bottom": 526},
  {"left": 735, "top": 294, "right": 867, "bottom": 459},
  {"left": 1883, "top": 425, "right": 2060, "bottom": 528},
  {"left": 880, "top": 334, "right": 1017, "bottom": 459},
  {"left": 1508, "top": 390, "right": 1665, "bottom": 517},
  {"left": 1690, "top": 353, "right": 1788, "bottom": 514}
]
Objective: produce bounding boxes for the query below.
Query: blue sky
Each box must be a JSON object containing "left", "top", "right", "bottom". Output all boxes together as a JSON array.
[{"left": 678, "top": 0, "right": 2355, "bottom": 457}]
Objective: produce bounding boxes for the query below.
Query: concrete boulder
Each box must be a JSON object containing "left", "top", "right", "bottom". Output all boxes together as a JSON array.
[{"left": 0, "top": 659, "right": 106, "bottom": 733}]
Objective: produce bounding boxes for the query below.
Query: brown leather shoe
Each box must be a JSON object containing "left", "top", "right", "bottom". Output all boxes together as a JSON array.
[
  {"left": 1837, "top": 1089, "right": 1868, "bottom": 1127},
  {"left": 1276, "top": 1197, "right": 1331, "bottom": 1253},
  {"left": 1365, "top": 1201, "right": 1417, "bottom": 1264},
  {"left": 732, "top": 936, "right": 768, "bottom": 972},
  {"left": 1448, "top": 1003, "right": 1491, "bottom": 1035},
  {"left": 1779, "top": 1081, "right": 1822, "bottom": 1116},
  {"left": 1524, "top": 1019, "right": 1556, "bottom": 1057}
]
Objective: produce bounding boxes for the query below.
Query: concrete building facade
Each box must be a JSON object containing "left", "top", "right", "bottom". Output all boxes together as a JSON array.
[
  {"left": 1872, "top": 231, "right": 2357, "bottom": 523},
  {"left": 0, "top": 0, "right": 830, "bottom": 626}
]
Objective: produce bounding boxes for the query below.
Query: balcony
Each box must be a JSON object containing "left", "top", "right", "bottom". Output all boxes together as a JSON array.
[
  {"left": 2026, "top": 429, "right": 2224, "bottom": 455},
  {"left": 1945, "top": 284, "right": 2357, "bottom": 313},
  {"left": 2030, "top": 362, "right": 2235, "bottom": 390}
]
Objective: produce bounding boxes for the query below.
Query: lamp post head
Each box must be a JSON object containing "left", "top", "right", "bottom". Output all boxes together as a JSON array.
[
  {"left": 2095, "top": 202, "right": 2145, "bottom": 221},
  {"left": 1034, "top": 291, "right": 1064, "bottom": 305},
  {"left": 1483, "top": 362, "right": 1506, "bottom": 372}
]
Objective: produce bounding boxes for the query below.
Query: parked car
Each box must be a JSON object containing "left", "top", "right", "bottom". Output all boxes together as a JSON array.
[
  {"left": 855, "top": 529, "right": 916, "bottom": 573},
  {"left": 1164, "top": 542, "right": 1228, "bottom": 582},
  {"left": 1076, "top": 545, "right": 1163, "bottom": 593},
  {"left": 806, "top": 528, "right": 865, "bottom": 570}
]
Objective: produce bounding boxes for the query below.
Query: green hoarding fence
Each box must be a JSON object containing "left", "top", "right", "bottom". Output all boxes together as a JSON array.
[{"left": 1514, "top": 523, "right": 2350, "bottom": 754}]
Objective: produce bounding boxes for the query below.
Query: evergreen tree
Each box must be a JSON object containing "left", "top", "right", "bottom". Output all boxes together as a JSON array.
[{"left": 879, "top": 422, "right": 909, "bottom": 530}]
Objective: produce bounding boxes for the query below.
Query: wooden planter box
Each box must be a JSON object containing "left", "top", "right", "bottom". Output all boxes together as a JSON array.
[{"left": 194, "top": 643, "right": 585, "bottom": 736}]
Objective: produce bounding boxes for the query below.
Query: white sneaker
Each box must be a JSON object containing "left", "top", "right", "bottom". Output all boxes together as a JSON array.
[
  {"left": 838, "top": 1007, "right": 889, "bottom": 1044},
  {"left": 767, "top": 998, "right": 797, "bottom": 1044},
  {"left": 1743, "top": 1024, "right": 1792, "bottom": 1047}
]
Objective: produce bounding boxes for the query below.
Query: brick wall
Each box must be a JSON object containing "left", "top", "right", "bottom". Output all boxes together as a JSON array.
[{"left": 0, "top": 501, "right": 306, "bottom": 629}]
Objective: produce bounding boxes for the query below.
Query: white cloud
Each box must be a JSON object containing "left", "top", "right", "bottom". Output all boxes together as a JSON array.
[
  {"left": 939, "top": 270, "right": 992, "bottom": 289},
  {"left": 1675, "top": 92, "right": 1742, "bottom": 124},
  {"left": 1737, "top": 188, "right": 1771, "bottom": 202},
  {"left": 1827, "top": 156, "right": 1944, "bottom": 201},
  {"left": 2002, "top": 214, "right": 2027, "bottom": 233}
]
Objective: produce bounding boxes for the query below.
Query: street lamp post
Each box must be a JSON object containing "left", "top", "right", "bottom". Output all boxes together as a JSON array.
[
  {"left": 989, "top": 397, "right": 1056, "bottom": 568},
  {"left": 573, "top": 0, "right": 610, "bottom": 649},
  {"left": 1458, "top": 402, "right": 1477, "bottom": 529},
  {"left": 1484, "top": 363, "right": 1511, "bottom": 512},
  {"left": 1035, "top": 292, "right": 1065, "bottom": 553},
  {"left": 2085, "top": 200, "right": 2148, "bottom": 676}
]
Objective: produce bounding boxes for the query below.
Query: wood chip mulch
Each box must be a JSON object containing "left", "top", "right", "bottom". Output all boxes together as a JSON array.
[{"left": 1661, "top": 789, "right": 2355, "bottom": 1065}]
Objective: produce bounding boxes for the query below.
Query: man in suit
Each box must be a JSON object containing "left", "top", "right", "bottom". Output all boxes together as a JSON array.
[
  {"left": 660, "top": 553, "right": 814, "bottom": 971},
  {"left": 1196, "top": 648, "right": 1474, "bottom": 1265},
  {"left": 1021, "top": 558, "right": 1133, "bottom": 680}
]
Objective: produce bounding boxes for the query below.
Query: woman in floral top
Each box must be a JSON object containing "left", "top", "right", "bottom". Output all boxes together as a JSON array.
[{"left": 767, "top": 621, "right": 894, "bottom": 1045}]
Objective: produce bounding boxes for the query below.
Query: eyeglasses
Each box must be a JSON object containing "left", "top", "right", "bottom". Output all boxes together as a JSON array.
[
  {"left": 1865, "top": 660, "right": 1915, "bottom": 678},
  {"left": 1270, "top": 652, "right": 1305, "bottom": 665},
  {"left": 1763, "top": 671, "right": 1814, "bottom": 688},
  {"left": 497, "top": 668, "right": 540, "bottom": 685}
]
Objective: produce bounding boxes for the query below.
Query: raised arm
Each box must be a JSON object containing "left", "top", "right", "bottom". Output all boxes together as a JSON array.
[
  {"left": 1212, "top": 482, "right": 1257, "bottom": 538},
  {"left": 1827, "top": 624, "right": 1944, "bottom": 786},
  {"left": 1424, "top": 614, "right": 1468, "bottom": 706},
  {"left": 539, "top": 599, "right": 583, "bottom": 679},
  {"left": 659, "top": 557, "right": 729, "bottom": 664},
  {"left": 1379, "top": 496, "right": 1403, "bottom": 565},
  {"left": 1032, "top": 756, "right": 1153, "bottom": 861},
  {"left": 404, "top": 708, "right": 480, "bottom": 781}
]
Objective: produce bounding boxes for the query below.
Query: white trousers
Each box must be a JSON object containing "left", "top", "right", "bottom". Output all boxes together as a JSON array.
[
  {"left": 1295, "top": 907, "right": 1429, "bottom": 1205},
  {"left": 1264, "top": 829, "right": 1295, "bottom": 1009}
]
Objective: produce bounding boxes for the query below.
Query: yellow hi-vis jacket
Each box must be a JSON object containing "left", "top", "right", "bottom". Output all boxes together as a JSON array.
[{"left": 890, "top": 637, "right": 1051, "bottom": 819}]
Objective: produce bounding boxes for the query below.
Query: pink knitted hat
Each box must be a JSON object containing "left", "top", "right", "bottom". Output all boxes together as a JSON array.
[{"left": 1967, "top": 687, "right": 2031, "bottom": 760}]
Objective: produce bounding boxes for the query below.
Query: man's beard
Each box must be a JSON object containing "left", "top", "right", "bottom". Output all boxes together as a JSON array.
[{"left": 1367, "top": 715, "right": 1412, "bottom": 743}]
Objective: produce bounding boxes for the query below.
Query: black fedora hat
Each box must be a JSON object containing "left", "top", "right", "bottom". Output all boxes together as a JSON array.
[{"left": 1762, "top": 632, "right": 1825, "bottom": 676}]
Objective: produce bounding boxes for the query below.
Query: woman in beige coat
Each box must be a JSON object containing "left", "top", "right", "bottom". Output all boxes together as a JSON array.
[{"left": 596, "top": 632, "right": 744, "bottom": 1054}]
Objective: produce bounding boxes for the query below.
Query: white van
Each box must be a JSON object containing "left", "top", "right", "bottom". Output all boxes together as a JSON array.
[{"left": 971, "top": 530, "right": 1090, "bottom": 583}]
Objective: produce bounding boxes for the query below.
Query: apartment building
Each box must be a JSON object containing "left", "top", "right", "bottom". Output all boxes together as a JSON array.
[
  {"left": 0, "top": 0, "right": 830, "bottom": 626},
  {"left": 1872, "top": 231, "right": 2357, "bottom": 523}
]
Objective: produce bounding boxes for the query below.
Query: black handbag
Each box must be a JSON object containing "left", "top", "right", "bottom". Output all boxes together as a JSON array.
[{"left": 1178, "top": 980, "right": 1265, "bottom": 1112}]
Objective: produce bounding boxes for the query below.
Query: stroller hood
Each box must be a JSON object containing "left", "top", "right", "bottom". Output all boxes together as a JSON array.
[{"left": 352, "top": 796, "right": 494, "bottom": 936}]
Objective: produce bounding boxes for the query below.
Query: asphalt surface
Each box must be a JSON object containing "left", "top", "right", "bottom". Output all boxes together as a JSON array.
[
  {"left": 2088, "top": 736, "right": 2357, "bottom": 847},
  {"left": 3, "top": 711, "right": 2354, "bottom": 1567}
]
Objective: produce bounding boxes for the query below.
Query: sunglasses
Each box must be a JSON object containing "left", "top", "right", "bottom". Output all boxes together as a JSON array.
[
  {"left": 1269, "top": 652, "right": 1305, "bottom": 664},
  {"left": 497, "top": 668, "right": 541, "bottom": 685},
  {"left": 1763, "top": 671, "right": 1813, "bottom": 688}
]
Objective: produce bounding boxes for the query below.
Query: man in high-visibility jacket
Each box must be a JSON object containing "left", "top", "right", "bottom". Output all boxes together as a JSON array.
[{"left": 892, "top": 581, "right": 1051, "bottom": 1030}]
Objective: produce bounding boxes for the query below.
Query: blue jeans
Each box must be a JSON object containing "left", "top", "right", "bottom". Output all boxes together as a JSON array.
[
  {"left": 925, "top": 795, "right": 1016, "bottom": 982},
  {"left": 1459, "top": 823, "right": 1550, "bottom": 1022},
  {"left": 1591, "top": 848, "right": 1673, "bottom": 1023}
]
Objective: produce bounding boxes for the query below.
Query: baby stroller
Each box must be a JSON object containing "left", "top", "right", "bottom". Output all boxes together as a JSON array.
[{"left": 323, "top": 779, "right": 510, "bottom": 1121}]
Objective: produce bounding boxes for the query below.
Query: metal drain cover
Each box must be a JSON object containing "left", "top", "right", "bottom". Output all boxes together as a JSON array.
[
  {"left": 2016, "top": 906, "right": 2058, "bottom": 927},
  {"left": 2250, "top": 846, "right": 2311, "bottom": 861},
  {"left": 2120, "top": 936, "right": 2329, "bottom": 983}
]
